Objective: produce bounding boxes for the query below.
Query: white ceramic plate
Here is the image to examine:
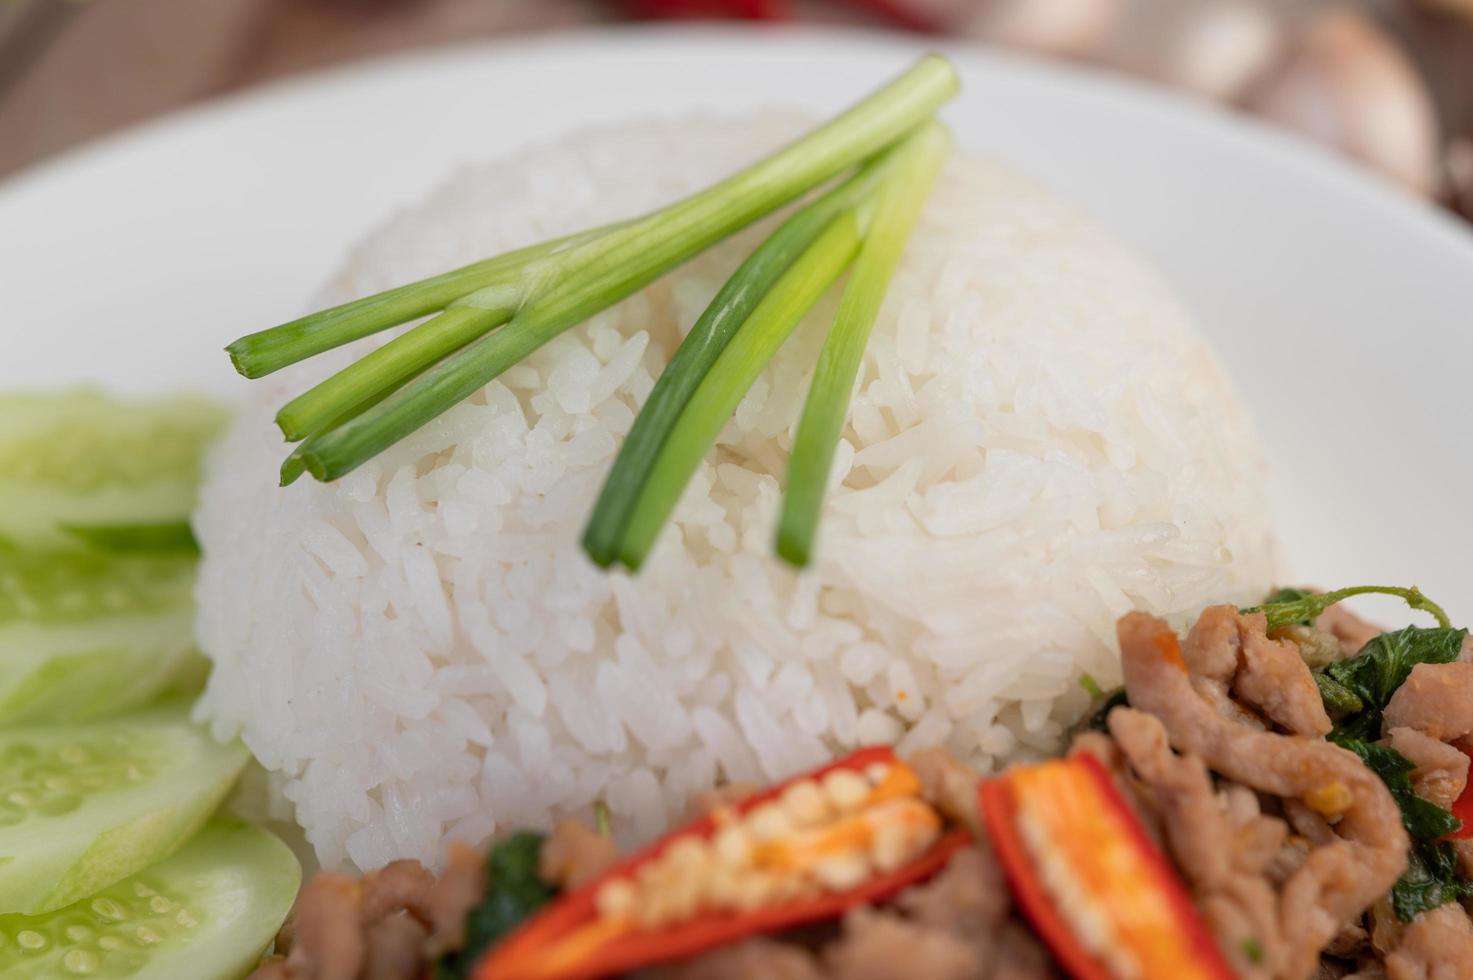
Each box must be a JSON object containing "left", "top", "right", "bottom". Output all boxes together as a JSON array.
[{"left": 1, "top": 26, "right": 1469, "bottom": 619}]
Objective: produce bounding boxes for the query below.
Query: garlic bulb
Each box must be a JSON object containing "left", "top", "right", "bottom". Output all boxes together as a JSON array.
[
  {"left": 964, "top": 0, "right": 1122, "bottom": 59},
  {"left": 1245, "top": 6, "right": 1441, "bottom": 197},
  {"left": 1098, "top": 0, "right": 1284, "bottom": 102},
  {"left": 1161, "top": 1, "right": 1284, "bottom": 101}
]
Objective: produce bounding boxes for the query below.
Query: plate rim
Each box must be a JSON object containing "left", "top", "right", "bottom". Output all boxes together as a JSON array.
[{"left": 3, "top": 22, "right": 1472, "bottom": 265}]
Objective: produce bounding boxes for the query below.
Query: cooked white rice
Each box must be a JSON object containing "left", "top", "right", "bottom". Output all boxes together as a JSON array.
[{"left": 194, "top": 114, "right": 1280, "bottom": 872}]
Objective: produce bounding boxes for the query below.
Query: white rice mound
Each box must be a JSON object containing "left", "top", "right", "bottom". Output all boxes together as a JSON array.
[{"left": 195, "top": 114, "right": 1280, "bottom": 872}]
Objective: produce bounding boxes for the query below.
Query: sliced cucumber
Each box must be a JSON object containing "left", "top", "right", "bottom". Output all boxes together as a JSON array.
[
  {"left": 0, "top": 549, "right": 201, "bottom": 726},
  {"left": 59, "top": 522, "right": 199, "bottom": 556},
  {"left": 0, "top": 703, "right": 249, "bottom": 915},
  {"left": 0, "top": 392, "right": 227, "bottom": 549},
  {"left": 0, "top": 820, "right": 300, "bottom": 980}
]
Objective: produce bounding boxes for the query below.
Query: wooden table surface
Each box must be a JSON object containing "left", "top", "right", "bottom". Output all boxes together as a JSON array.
[{"left": 0, "top": 0, "right": 617, "bottom": 179}]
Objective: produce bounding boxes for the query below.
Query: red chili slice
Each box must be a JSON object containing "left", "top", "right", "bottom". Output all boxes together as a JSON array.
[
  {"left": 979, "top": 753, "right": 1236, "bottom": 980},
  {"left": 1444, "top": 743, "right": 1473, "bottom": 841},
  {"left": 476, "top": 746, "right": 969, "bottom": 980}
]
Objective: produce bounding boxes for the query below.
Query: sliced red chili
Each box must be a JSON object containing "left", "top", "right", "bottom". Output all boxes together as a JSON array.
[
  {"left": 1444, "top": 743, "right": 1473, "bottom": 841},
  {"left": 979, "top": 753, "right": 1236, "bottom": 980},
  {"left": 476, "top": 746, "right": 968, "bottom": 980}
]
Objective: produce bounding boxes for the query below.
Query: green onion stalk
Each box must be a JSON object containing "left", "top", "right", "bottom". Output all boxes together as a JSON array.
[
  {"left": 225, "top": 56, "right": 960, "bottom": 486},
  {"left": 594, "top": 122, "right": 951, "bottom": 572},
  {"left": 582, "top": 140, "right": 912, "bottom": 567},
  {"left": 615, "top": 208, "right": 864, "bottom": 571},
  {"left": 226, "top": 56, "right": 962, "bottom": 572},
  {"left": 777, "top": 122, "right": 950, "bottom": 567}
]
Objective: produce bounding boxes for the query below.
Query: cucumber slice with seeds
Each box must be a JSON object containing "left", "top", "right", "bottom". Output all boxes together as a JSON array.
[
  {"left": 0, "top": 821, "right": 300, "bottom": 980},
  {"left": 0, "top": 548, "right": 201, "bottom": 726},
  {"left": 0, "top": 392, "right": 226, "bottom": 549},
  {"left": 0, "top": 703, "right": 248, "bottom": 915}
]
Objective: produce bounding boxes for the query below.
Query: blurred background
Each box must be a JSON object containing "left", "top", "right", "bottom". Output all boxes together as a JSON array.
[{"left": 2, "top": 0, "right": 1472, "bottom": 219}]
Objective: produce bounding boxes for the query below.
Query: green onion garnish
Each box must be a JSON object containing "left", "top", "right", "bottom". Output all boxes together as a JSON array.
[
  {"left": 229, "top": 56, "right": 961, "bottom": 570},
  {"left": 617, "top": 208, "right": 865, "bottom": 570},
  {"left": 227, "top": 232, "right": 595, "bottom": 380},
  {"left": 581, "top": 144, "right": 903, "bottom": 568},
  {"left": 777, "top": 122, "right": 949, "bottom": 567},
  {"left": 275, "top": 301, "right": 513, "bottom": 443}
]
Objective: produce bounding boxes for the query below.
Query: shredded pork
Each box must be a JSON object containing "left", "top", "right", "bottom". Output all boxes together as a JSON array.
[
  {"left": 424, "top": 843, "right": 487, "bottom": 957},
  {"left": 1318, "top": 605, "right": 1385, "bottom": 657},
  {"left": 252, "top": 849, "right": 485, "bottom": 980},
  {"left": 1107, "top": 706, "right": 1287, "bottom": 979},
  {"left": 540, "top": 818, "right": 620, "bottom": 890},
  {"left": 1117, "top": 608, "right": 1410, "bottom": 980},
  {"left": 1374, "top": 660, "right": 1473, "bottom": 977},
  {"left": 1385, "top": 727, "right": 1469, "bottom": 811},
  {"left": 1383, "top": 662, "right": 1473, "bottom": 742},
  {"left": 1383, "top": 904, "right": 1473, "bottom": 980}
]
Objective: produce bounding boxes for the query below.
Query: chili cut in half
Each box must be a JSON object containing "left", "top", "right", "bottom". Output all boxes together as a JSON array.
[
  {"left": 475, "top": 746, "right": 969, "bottom": 980},
  {"left": 979, "top": 752, "right": 1235, "bottom": 980}
]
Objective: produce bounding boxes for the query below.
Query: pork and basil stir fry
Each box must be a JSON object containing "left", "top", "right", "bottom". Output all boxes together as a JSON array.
[{"left": 252, "top": 587, "right": 1473, "bottom": 980}]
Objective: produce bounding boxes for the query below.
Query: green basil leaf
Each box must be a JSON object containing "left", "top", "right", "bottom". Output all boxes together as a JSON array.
[
  {"left": 434, "top": 832, "right": 555, "bottom": 980},
  {"left": 1314, "top": 673, "right": 1364, "bottom": 721},
  {"left": 1333, "top": 738, "right": 1462, "bottom": 840},
  {"left": 1322, "top": 627, "right": 1467, "bottom": 736},
  {"left": 1391, "top": 839, "right": 1473, "bottom": 922}
]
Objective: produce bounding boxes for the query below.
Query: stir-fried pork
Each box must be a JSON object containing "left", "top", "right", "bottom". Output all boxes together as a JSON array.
[
  {"left": 540, "top": 818, "right": 620, "bottom": 890},
  {"left": 910, "top": 746, "right": 987, "bottom": 837},
  {"left": 1383, "top": 903, "right": 1473, "bottom": 980},
  {"left": 1318, "top": 605, "right": 1385, "bottom": 657},
  {"left": 254, "top": 848, "right": 485, "bottom": 980},
  {"left": 1118, "top": 608, "right": 1409, "bottom": 980},
  {"left": 282, "top": 873, "right": 367, "bottom": 980},
  {"left": 424, "top": 843, "right": 487, "bottom": 957},
  {"left": 1385, "top": 727, "right": 1469, "bottom": 811},
  {"left": 654, "top": 939, "right": 825, "bottom": 980},
  {"left": 1107, "top": 706, "right": 1286, "bottom": 978},
  {"left": 359, "top": 860, "right": 434, "bottom": 924},
  {"left": 1384, "top": 663, "right": 1473, "bottom": 741},
  {"left": 363, "top": 914, "right": 428, "bottom": 980}
]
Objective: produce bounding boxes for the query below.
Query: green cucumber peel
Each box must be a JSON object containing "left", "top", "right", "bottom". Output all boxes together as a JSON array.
[
  {"left": 0, "top": 392, "right": 225, "bottom": 549},
  {"left": 0, "top": 821, "right": 299, "bottom": 979},
  {"left": 0, "top": 702, "right": 249, "bottom": 915}
]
